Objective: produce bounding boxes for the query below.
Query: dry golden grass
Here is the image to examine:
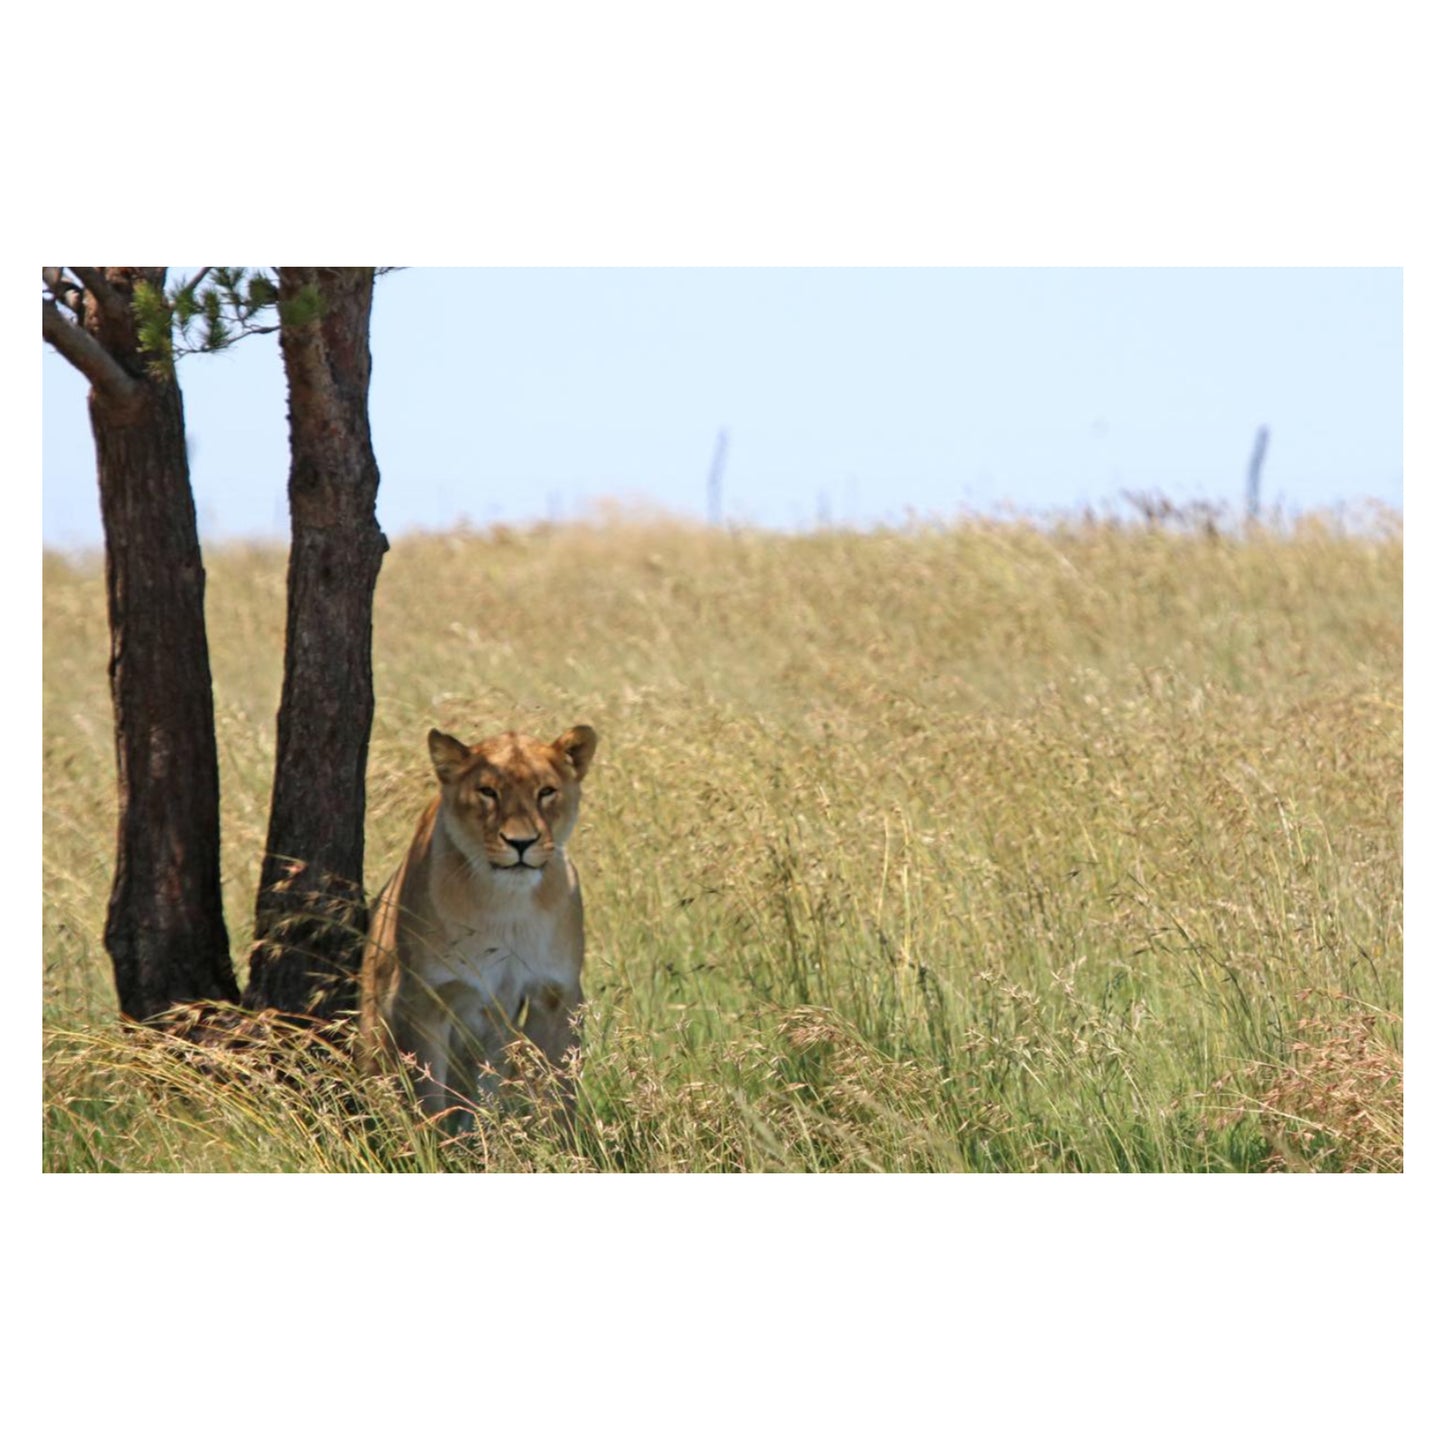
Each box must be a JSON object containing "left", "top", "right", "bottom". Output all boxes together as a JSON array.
[{"left": 42, "top": 509, "right": 1403, "bottom": 1170}]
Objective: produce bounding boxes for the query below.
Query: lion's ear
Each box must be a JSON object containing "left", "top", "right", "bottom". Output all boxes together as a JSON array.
[
  {"left": 427, "top": 729, "right": 472, "bottom": 783},
  {"left": 555, "top": 725, "right": 598, "bottom": 781}
]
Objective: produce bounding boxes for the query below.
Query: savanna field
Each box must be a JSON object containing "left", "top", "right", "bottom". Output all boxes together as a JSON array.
[{"left": 42, "top": 511, "right": 1404, "bottom": 1171}]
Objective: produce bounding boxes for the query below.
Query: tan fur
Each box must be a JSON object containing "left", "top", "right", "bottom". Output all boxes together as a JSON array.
[{"left": 358, "top": 724, "right": 598, "bottom": 1128}]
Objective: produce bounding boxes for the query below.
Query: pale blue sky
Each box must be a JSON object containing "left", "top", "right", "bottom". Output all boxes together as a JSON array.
[{"left": 41, "top": 268, "right": 1402, "bottom": 547}]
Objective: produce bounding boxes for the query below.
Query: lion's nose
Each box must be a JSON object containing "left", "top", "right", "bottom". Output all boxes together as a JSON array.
[{"left": 505, "top": 834, "right": 538, "bottom": 860}]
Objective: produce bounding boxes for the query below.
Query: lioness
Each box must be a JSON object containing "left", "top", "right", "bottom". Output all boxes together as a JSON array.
[{"left": 358, "top": 724, "right": 598, "bottom": 1126}]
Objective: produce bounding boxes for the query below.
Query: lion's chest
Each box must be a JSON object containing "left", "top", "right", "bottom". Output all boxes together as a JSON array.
[{"left": 415, "top": 877, "right": 579, "bottom": 1014}]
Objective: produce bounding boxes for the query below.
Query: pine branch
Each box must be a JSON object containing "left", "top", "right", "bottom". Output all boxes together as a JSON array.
[
  {"left": 69, "top": 267, "right": 132, "bottom": 327},
  {"left": 167, "top": 268, "right": 281, "bottom": 358},
  {"left": 170, "top": 319, "right": 281, "bottom": 357},
  {"left": 42, "top": 267, "right": 86, "bottom": 319},
  {"left": 172, "top": 267, "right": 213, "bottom": 308},
  {"left": 42, "top": 298, "right": 138, "bottom": 402}
]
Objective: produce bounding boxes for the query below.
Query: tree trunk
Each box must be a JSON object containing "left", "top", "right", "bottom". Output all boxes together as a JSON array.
[
  {"left": 244, "top": 268, "right": 388, "bottom": 1020},
  {"left": 73, "top": 268, "right": 239, "bottom": 1018}
]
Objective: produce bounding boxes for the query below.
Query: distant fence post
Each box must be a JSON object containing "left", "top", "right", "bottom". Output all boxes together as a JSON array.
[
  {"left": 708, "top": 427, "right": 729, "bottom": 527},
  {"left": 1247, "top": 425, "right": 1269, "bottom": 523}
]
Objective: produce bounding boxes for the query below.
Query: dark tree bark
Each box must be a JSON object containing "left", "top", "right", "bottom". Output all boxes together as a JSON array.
[
  {"left": 43, "top": 267, "right": 239, "bottom": 1020},
  {"left": 243, "top": 267, "right": 388, "bottom": 1020}
]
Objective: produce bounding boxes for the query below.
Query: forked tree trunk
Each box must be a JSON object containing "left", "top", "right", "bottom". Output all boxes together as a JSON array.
[
  {"left": 57, "top": 267, "right": 239, "bottom": 1018},
  {"left": 244, "top": 267, "right": 388, "bottom": 1020}
]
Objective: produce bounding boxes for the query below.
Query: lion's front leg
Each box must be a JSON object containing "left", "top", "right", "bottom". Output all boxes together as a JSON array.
[{"left": 515, "top": 983, "right": 583, "bottom": 1127}]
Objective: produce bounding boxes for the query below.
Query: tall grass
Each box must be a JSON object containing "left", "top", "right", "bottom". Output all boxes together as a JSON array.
[{"left": 42, "top": 509, "right": 1403, "bottom": 1170}]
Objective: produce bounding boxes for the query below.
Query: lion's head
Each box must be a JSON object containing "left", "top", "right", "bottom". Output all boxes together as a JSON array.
[{"left": 428, "top": 725, "right": 598, "bottom": 879}]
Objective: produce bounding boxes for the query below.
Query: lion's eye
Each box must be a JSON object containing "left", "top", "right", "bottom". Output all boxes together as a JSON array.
[
  {"left": 478, "top": 785, "right": 499, "bottom": 802},
  {"left": 538, "top": 786, "right": 558, "bottom": 802}
]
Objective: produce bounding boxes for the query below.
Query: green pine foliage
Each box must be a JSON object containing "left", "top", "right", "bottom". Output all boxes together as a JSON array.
[{"left": 130, "top": 267, "right": 309, "bottom": 379}]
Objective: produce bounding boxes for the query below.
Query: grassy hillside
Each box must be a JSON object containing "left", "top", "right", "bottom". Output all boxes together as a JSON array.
[{"left": 42, "top": 510, "right": 1404, "bottom": 1170}]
